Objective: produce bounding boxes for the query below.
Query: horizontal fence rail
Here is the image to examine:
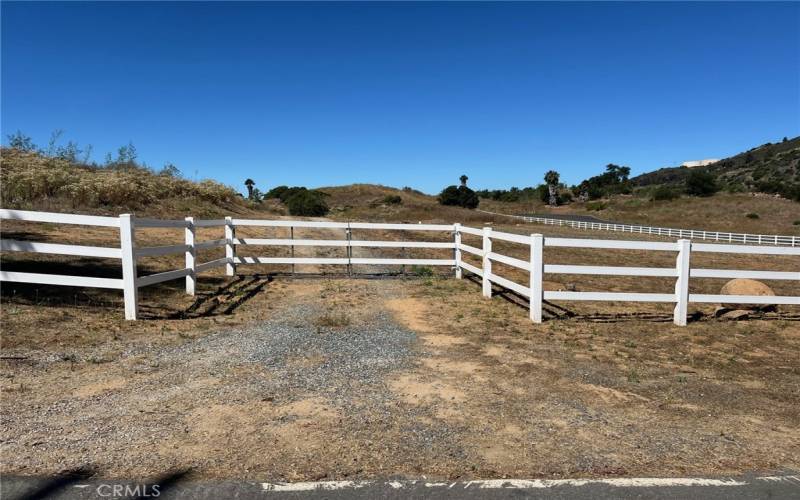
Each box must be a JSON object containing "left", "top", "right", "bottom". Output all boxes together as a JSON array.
[
  {"left": 457, "top": 226, "right": 799, "bottom": 326},
  {"left": 478, "top": 209, "right": 799, "bottom": 247},
  {"left": 1, "top": 209, "right": 798, "bottom": 322}
]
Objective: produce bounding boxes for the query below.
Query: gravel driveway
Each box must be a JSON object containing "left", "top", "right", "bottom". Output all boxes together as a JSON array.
[{"left": 0, "top": 281, "right": 470, "bottom": 480}]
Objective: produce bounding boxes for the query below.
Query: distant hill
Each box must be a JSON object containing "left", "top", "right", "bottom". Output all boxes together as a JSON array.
[
  {"left": 317, "top": 183, "right": 503, "bottom": 225},
  {"left": 631, "top": 136, "right": 800, "bottom": 200},
  {"left": 0, "top": 147, "right": 260, "bottom": 217}
]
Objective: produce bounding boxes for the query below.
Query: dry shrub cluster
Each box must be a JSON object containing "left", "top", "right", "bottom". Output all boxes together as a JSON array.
[{"left": 0, "top": 148, "right": 242, "bottom": 214}]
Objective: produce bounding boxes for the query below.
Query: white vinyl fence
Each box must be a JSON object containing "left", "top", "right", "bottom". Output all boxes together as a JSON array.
[
  {"left": 478, "top": 210, "right": 800, "bottom": 246},
  {"left": 1, "top": 209, "right": 798, "bottom": 323}
]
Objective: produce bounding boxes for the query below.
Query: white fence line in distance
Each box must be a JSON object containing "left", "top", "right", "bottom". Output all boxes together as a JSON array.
[{"left": 477, "top": 209, "right": 799, "bottom": 247}]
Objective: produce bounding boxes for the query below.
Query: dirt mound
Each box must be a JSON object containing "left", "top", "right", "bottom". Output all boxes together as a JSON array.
[{"left": 720, "top": 278, "right": 776, "bottom": 310}]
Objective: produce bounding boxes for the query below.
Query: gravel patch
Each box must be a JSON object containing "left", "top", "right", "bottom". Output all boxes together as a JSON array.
[
  {"left": 1, "top": 296, "right": 472, "bottom": 478},
  {"left": 150, "top": 302, "right": 418, "bottom": 404}
]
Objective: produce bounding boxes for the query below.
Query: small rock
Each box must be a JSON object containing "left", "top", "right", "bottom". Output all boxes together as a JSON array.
[
  {"left": 720, "top": 310, "right": 750, "bottom": 321},
  {"left": 714, "top": 306, "right": 731, "bottom": 318}
]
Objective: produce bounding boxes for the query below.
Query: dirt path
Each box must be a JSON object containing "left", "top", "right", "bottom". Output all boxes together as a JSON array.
[{"left": 2, "top": 277, "right": 799, "bottom": 481}]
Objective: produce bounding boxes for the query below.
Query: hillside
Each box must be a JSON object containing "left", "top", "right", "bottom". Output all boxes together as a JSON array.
[
  {"left": 318, "top": 184, "right": 503, "bottom": 225},
  {"left": 0, "top": 147, "right": 269, "bottom": 218},
  {"left": 631, "top": 136, "right": 800, "bottom": 200},
  {"left": 2, "top": 146, "right": 797, "bottom": 235}
]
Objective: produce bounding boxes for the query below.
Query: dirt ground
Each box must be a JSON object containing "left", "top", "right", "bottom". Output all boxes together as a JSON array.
[{"left": 2, "top": 274, "right": 799, "bottom": 481}]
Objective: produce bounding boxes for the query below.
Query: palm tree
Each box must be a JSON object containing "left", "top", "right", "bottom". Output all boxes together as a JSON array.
[
  {"left": 459, "top": 175, "right": 468, "bottom": 187},
  {"left": 544, "top": 170, "right": 560, "bottom": 206},
  {"left": 244, "top": 178, "right": 255, "bottom": 199}
]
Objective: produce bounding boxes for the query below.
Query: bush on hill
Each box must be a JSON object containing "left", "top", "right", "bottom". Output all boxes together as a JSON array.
[
  {"left": 574, "top": 164, "right": 632, "bottom": 200},
  {"left": 286, "top": 189, "right": 329, "bottom": 216},
  {"left": 265, "top": 185, "right": 329, "bottom": 216},
  {"left": 438, "top": 185, "right": 479, "bottom": 209},
  {"left": 651, "top": 185, "right": 680, "bottom": 201},
  {"left": 685, "top": 170, "right": 719, "bottom": 197},
  {"left": 383, "top": 195, "right": 403, "bottom": 205},
  {"left": 476, "top": 186, "right": 540, "bottom": 203}
]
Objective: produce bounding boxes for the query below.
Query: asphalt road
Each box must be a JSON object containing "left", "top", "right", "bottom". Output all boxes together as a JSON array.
[{"left": 4, "top": 474, "right": 799, "bottom": 500}]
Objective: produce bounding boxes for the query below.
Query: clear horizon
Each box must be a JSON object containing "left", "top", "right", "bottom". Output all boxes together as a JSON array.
[{"left": 2, "top": 1, "right": 798, "bottom": 195}]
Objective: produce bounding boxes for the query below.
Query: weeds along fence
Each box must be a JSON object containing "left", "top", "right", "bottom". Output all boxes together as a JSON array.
[
  {"left": 1, "top": 209, "right": 798, "bottom": 323},
  {"left": 477, "top": 210, "right": 800, "bottom": 246}
]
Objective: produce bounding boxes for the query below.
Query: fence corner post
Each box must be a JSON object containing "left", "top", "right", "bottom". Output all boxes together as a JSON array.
[
  {"left": 454, "top": 223, "right": 462, "bottom": 279},
  {"left": 530, "top": 233, "right": 544, "bottom": 323},
  {"left": 482, "top": 226, "right": 492, "bottom": 298},
  {"left": 185, "top": 217, "right": 196, "bottom": 295},
  {"left": 673, "top": 239, "right": 691, "bottom": 326},
  {"left": 225, "top": 216, "right": 236, "bottom": 277},
  {"left": 119, "top": 214, "right": 138, "bottom": 320}
]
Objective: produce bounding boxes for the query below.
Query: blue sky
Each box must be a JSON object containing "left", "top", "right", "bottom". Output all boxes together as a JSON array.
[{"left": 2, "top": 2, "right": 798, "bottom": 194}]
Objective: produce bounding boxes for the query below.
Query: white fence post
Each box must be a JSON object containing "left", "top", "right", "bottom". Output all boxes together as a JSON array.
[
  {"left": 225, "top": 216, "right": 236, "bottom": 276},
  {"left": 454, "top": 223, "right": 462, "bottom": 279},
  {"left": 346, "top": 223, "right": 353, "bottom": 277},
  {"left": 530, "top": 233, "right": 544, "bottom": 323},
  {"left": 674, "top": 239, "right": 691, "bottom": 326},
  {"left": 119, "top": 214, "right": 138, "bottom": 320},
  {"left": 185, "top": 217, "right": 196, "bottom": 295},
  {"left": 482, "top": 227, "right": 492, "bottom": 298}
]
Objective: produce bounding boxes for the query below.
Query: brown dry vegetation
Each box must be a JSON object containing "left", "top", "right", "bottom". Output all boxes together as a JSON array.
[
  {"left": 0, "top": 147, "right": 277, "bottom": 218},
  {"left": 319, "top": 183, "right": 799, "bottom": 237},
  {"left": 480, "top": 192, "right": 800, "bottom": 236}
]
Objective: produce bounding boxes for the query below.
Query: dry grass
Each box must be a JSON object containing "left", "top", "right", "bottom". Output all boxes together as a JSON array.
[
  {"left": 0, "top": 147, "right": 276, "bottom": 218},
  {"left": 319, "top": 183, "right": 799, "bottom": 239},
  {"left": 481, "top": 192, "right": 800, "bottom": 236}
]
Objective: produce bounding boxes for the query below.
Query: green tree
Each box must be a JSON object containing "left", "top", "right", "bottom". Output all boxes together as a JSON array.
[
  {"left": 438, "top": 185, "right": 479, "bottom": 209},
  {"left": 286, "top": 189, "right": 329, "bottom": 216},
  {"left": 685, "top": 170, "right": 718, "bottom": 197},
  {"left": 544, "top": 170, "right": 560, "bottom": 206},
  {"left": 244, "top": 178, "right": 256, "bottom": 199}
]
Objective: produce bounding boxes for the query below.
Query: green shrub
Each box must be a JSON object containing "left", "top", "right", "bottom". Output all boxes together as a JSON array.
[
  {"left": 265, "top": 185, "right": 310, "bottom": 203},
  {"left": 265, "top": 185, "right": 290, "bottom": 200},
  {"left": 575, "top": 164, "right": 632, "bottom": 200},
  {"left": 438, "top": 185, "right": 479, "bottom": 209},
  {"left": 538, "top": 184, "right": 551, "bottom": 203},
  {"left": 793, "top": 220, "right": 800, "bottom": 226},
  {"left": 286, "top": 189, "right": 329, "bottom": 216},
  {"left": 651, "top": 185, "right": 679, "bottom": 201},
  {"left": 685, "top": 170, "right": 719, "bottom": 197},
  {"left": 382, "top": 195, "right": 402, "bottom": 205},
  {"left": 586, "top": 201, "right": 607, "bottom": 211},
  {"left": 745, "top": 212, "right": 759, "bottom": 219},
  {"left": 411, "top": 265, "right": 435, "bottom": 277}
]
